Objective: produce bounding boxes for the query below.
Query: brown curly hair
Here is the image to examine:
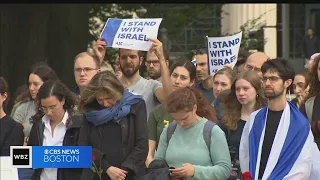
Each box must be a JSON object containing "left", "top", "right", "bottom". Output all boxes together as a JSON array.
[
  {"left": 222, "top": 71, "right": 267, "bottom": 130},
  {"left": 305, "top": 54, "right": 320, "bottom": 100}
]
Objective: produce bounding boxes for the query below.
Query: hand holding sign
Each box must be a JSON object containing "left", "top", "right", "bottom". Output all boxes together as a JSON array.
[
  {"left": 94, "top": 38, "right": 107, "bottom": 62},
  {"left": 148, "top": 38, "right": 166, "bottom": 62},
  {"left": 100, "top": 18, "right": 162, "bottom": 51},
  {"left": 207, "top": 32, "right": 242, "bottom": 75}
]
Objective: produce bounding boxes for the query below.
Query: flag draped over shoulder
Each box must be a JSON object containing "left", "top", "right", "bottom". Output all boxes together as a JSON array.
[{"left": 239, "top": 102, "right": 320, "bottom": 180}]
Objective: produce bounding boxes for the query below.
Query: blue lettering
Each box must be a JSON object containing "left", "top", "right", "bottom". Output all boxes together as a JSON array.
[{"left": 225, "top": 49, "right": 232, "bottom": 56}]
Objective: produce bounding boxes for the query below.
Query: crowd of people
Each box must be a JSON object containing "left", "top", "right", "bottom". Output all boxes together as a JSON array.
[{"left": 1, "top": 34, "right": 320, "bottom": 180}]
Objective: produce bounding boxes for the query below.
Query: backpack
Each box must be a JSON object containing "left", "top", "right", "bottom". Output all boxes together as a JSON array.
[
  {"left": 166, "top": 120, "right": 216, "bottom": 153},
  {"left": 305, "top": 96, "right": 316, "bottom": 122}
]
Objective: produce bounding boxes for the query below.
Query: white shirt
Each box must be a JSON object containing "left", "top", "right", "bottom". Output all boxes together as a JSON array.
[{"left": 40, "top": 111, "right": 68, "bottom": 180}]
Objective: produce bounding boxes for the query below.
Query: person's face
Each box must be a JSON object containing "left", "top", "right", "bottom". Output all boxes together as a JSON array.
[
  {"left": 115, "top": 57, "right": 121, "bottom": 72},
  {"left": 170, "top": 66, "right": 194, "bottom": 91},
  {"left": 29, "top": 74, "right": 44, "bottom": 100},
  {"left": 170, "top": 105, "right": 197, "bottom": 129},
  {"left": 293, "top": 75, "right": 306, "bottom": 97},
  {"left": 0, "top": 92, "right": 8, "bottom": 110},
  {"left": 74, "top": 56, "right": 99, "bottom": 88},
  {"left": 40, "top": 96, "right": 65, "bottom": 121},
  {"left": 244, "top": 53, "right": 268, "bottom": 78},
  {"left": 195, "top": 54, "right": 209, "bottom": 81},
  {"left": 262, "top": 70, "right": 291, "bottom": 100},
  {"left": 213, "top": 74, "right": 232, "bottom": 98},
  {"left": 235, "top": 79, "right": 257, "bottom": 105},
  {"left": 119, "top": 49, "right": 143, "bottom": 78},
  {"left": 96, "top": 92, "right": 117, "bottom": 108},
  {"left": 146, "top": 52, "right": 161, "bottom": 80},
  {"left": 308, "top": 29, "right": 314, "bottom": 36}
]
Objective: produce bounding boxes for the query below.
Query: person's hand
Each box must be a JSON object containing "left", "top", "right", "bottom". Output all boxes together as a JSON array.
[
  {"left": 170, "top": 163, "right": 195, "bottom": 178},
  {"left": 106, "top": 166, "right": 127, "bottom": 180},
  {"left": 23, "top": 137, "right": 29, "bottom": 146},
  {"left": 297, "top": 95, "right": 304, "bottom": 109},
  {"left": 148, "top": 38, "right": 165, "bottom": 61},
  {"left": 94, "top": 38, "right": 107, "bottom": 63}
]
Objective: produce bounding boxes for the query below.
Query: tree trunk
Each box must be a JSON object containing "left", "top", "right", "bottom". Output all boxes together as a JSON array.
[{"left": 0, "top": 4, "right": 89, "bottom": 112}]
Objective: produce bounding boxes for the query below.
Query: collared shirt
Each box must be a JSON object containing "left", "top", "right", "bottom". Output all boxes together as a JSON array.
[{"left": 40, "top": 111, "right": 69, "bottom": 180}]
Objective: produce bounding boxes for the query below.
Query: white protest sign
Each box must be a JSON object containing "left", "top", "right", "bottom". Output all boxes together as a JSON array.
[
  {"left": 207, "top": 32, "right": 242, "bottom": 75},
  {"left": 100, "top": 18, "right": 163, "bottom": 51},
  {"left": 0, "top": 157, "right": 19, "bottom": 180}
]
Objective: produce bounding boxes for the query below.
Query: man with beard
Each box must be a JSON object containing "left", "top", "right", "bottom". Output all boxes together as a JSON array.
[
  {"left": 118, "top": 38, "right": 172, "bottom": 119},
  {"left": 145, "top": 49, "right": 169, "bottom": 82},
  {"left": 194, "top": 49, "right": 215, "bottom": 103},
  {"left": 239, "top": 58, "right": 320, "bottom": 179}
]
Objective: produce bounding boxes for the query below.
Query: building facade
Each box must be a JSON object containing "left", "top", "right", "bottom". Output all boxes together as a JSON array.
[{"left": 221, "top": 4, "right": 320, "bottom": 72}]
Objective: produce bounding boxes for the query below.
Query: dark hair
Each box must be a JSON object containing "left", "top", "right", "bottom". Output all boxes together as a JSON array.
[
  {"left": 19, "top": 62, "right": 58, "bottom": 102},
  {"left": 0, "top": 77, "right": 9, "bottom": 111},
  {"left": 170, "top": 59, "right": 197, "bottom": 82},
  {"left": 236, "top": 49, "right": 250, "bottom": 67},
  {"left": 305, "top": 54, "right": 320, "bottom": 100},
  {"left": 166, "top": 86, "right": 218, "bottom": 123},
  {"left": 192, "top": 48, "right": 207, "bottom": 56},
  {"left": 261, "top": 58, "right": 295, "bottom": 82},
  {"left": 223, "top": 71, "right": 267, "bottom": 130},
  {"left": 33, "top": 80, "right": 78, "bottom": 127},
  {"left": 118, "top": 48, "right": 145, "bottom": 58},
  {"left": 74, "top": 52, "right": 101, "bottom": 68},
  {"left": 147, "top": 47, "right": 170, "bottom": 61}
]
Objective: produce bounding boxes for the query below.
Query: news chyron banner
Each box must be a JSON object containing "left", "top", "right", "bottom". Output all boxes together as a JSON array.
[
  {"left": 207, "top": 32, "right": 242, "bottom": 75},
  {"left": 10, "top": 146, "right": 92, "bottom": 168},
  {"left": 100, "top": 18, "right": 163, "bottom": 51}
]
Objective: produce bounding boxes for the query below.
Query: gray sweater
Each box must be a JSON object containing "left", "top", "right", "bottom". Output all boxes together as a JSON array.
[{"left": 11, "top": 100, "right": 37, "bottom": 137}]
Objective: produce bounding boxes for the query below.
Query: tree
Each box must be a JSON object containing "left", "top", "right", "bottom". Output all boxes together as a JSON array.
[{"left": 0, "top": 4, "right": 89, "bottom": 112}]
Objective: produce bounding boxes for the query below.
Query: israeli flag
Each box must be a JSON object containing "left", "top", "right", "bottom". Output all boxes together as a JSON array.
[
  {"left": 239, "top": 102, "right": 320, "bottom": 180},
  {"left": 191, "top": 58, "right": 197, "bottom": 66}
]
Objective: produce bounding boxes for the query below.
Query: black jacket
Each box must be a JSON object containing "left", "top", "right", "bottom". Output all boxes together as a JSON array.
[
  {"left": 0, "top": 115, "right": 24, "bottom": 156},
  {"left": 28, "top": 114, "right": 83, "bottom": 180},
  {"left": 138, "top": 160, "right": 171, "bottom": 180},
  {"left": 78, "top": 99, "right": 148, "bottom": 180}
]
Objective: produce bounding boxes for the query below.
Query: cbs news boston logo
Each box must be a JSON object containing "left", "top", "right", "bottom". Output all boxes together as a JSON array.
[{"left": 10, "top": 146, "right": 92, "bottom": 169}]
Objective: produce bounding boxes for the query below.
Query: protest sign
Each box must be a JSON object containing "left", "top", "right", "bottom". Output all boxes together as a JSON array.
[
  {"left": 207, "top": 32, "right": 242, "bottom": 75},
  {"left": 100, "top": 18, "right": 162, "bottom": 51}
]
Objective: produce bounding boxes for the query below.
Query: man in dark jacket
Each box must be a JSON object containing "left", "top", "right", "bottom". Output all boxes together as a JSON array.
[{"left": 303, "top": 28, "right": 320, "bottom": 65}]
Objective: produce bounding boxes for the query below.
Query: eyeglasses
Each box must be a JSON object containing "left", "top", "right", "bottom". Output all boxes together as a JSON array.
[
  {"left": 145, "top": 60, "right": 160, "bottom": 66},
  {"left": 262, "top": 76, "right": 281, "bottom": 83},
  {"left": 74, "top": 67, "right": 98, "bottom": 74},
  {"left": 40, "top": 103, "right": 58, "bottom": 113}
]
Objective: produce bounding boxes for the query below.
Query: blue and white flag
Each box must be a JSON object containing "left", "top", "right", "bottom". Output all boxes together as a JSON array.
[
  {"left": 239, "top": 102, "right": 320, "bottom": 180},
  {"left": 100, "top": 18, "right": 162, "bottom": 51}
]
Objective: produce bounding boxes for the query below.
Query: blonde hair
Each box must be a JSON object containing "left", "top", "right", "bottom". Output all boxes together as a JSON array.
[{"left": 79, "top": 71, "right": 124, "bottom": 112}]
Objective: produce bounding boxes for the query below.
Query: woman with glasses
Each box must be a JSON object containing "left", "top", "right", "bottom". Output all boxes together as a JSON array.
[
  {"left": 11, "top": 62, "right": 58, "bottom": 180},
  {"left": 78, "top": 71, "right": 148, "bottom": 180},
  {"left": 0, "top": 77, "right": 24, "bottom": 156},
  {"left": 28, "top": 80, "right": 82, "bottom": 180}
]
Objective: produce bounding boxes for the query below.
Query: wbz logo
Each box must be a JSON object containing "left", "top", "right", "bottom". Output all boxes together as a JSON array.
[{"left": 10, "top": 146, "right": 32, "bottom": 168}]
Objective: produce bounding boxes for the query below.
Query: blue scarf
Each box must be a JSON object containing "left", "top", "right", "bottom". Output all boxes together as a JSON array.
[{"left": 84, "top": 90, "right": 143, "bottom": 126}]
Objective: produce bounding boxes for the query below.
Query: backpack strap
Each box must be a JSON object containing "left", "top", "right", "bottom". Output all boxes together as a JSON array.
[
  {"left": 305, "top": 96, "right": 316, "bottom": 123},
  {"left": 203, "top": 120, "right": 216, "bottom": 153},
  {"left": 167, "top": 121, "right": 178, "bottom": 143}
]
